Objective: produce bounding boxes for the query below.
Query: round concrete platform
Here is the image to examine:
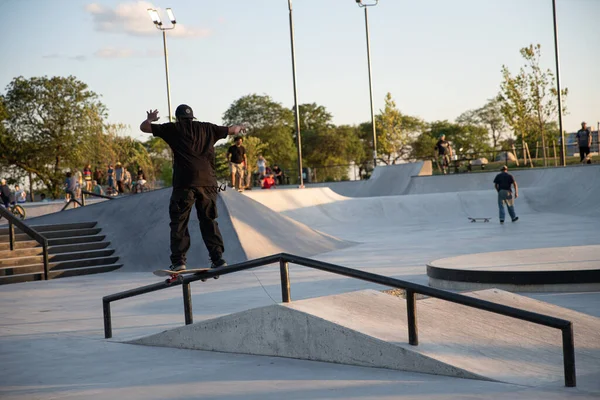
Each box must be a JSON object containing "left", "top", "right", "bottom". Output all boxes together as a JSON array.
[{"left": 427, "top": 245, "right": 600, "bottom": 292}]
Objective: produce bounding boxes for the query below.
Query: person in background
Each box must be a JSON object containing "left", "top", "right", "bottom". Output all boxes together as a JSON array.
[
  {"left": 0, "top": 179, "right": 10, "bottom": 208},
  {"left": 227, "top": 136, "right": 246, "bottom": 192},
  {"left": 434, "top": 134, "right": 453, "bottom": 174},
  {"left": 83, "top": 164, "right": 93, "bottom": 192},
  {"left": 65, "top": 172, "right": 79, "bottom": 208},
  {"left": 14, "top": 185, "right": 26, "bottom": 204},
  {"left": 107, "top": 164, "right": 116, "bottom": 194},
  {"left": 272, "top": 164, "right": 284, "bottom": 186},
  {"left": 92, "top": 180, "right": 104, "bottom": 196},
  {"left": 93, "top": 166, "right": 104, "bottom": 186},
  {"left": 262, "top": 173, "right": 276, "bottom": 189},
  {"left": 576, "top": 122, "right": 592, "bottom": 163},
  {"left": 115, "top": 162, "right": 125, "bottom": 194},
  {"left": 493, "top": 165, "right": 519, "bottom": 224},
  {"left": 40, "top": 193, "right": 49, "bottom": 202}
]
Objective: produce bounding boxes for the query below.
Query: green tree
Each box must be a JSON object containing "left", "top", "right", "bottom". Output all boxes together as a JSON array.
[
  {"left": 428, "top": 120, "right": 491, "bottom": 159},
  {"left": 498, "top": 44, "right": 568, "bottom": 166},
  {"left": 0, "top": 75, "right": 107, "bottom": 198},
  {"left": 222, "top": 94, "right": 296, "bottom": 170},
  {"left": 457, "top": 97, "right": 507, "bottom": 150},
  {"left": 375, "top": 93, "right": 425, "bottom": 165}
]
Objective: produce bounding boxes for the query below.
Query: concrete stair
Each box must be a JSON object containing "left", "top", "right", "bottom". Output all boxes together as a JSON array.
[{"left": 0, "top": 222, "right": 122, "bottom": 284}]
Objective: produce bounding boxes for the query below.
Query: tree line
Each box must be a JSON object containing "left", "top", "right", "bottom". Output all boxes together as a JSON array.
[{"left": 0, "top": 43, "right": 564, "bottom": 197}]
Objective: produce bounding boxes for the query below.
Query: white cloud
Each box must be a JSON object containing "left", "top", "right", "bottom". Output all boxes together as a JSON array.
[{"left": 86, "top": 1, "right": 211, "bottom": 38}]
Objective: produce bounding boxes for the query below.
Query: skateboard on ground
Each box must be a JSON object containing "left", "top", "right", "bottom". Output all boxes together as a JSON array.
[
  {"left": 153, "top": 268, "right": 219, "bottom": 284},
  {"left": 468, "top": 217, "right": 491, "bottom": 223}
]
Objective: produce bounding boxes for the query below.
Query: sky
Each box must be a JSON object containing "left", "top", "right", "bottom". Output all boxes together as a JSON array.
[{"left": 0, "top": 0, "right": 598, "bottom": 141}]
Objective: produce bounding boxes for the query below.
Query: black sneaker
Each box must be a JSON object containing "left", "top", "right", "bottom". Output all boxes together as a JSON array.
[
  {"left": 169, "top": 263, "right": 186, "bottom": 272},
  {"left": 500, "top": 220, "right": 504, "bottom": 224},
  {"left": 200, "top": 259, "right": 227, "bottom": 282},
  {"left": 512, "top": 217, "right": 519, "bottom": 222},
  {"left": 211, "top": 258, "right": 227, "bottom": 269}
]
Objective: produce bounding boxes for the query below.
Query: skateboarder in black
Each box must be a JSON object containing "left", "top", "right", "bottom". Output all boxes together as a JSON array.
[
  {"left": 434, "top": 134, "right": 453, "bottom": 174},
  {"left": 140, "top": 105, "right": 245, "bottom": 272},
  {"left": 493, "top": 165, "right": 519, "bottom": 224}
]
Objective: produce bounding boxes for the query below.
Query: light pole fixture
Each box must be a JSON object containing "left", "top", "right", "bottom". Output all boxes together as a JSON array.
[
  {"left": 355, "top": 0, "right": 379, "bottom": 170},
  {"left": 551, "top": 0, "right": 565, "bottom": 166},
  {"left": 148, "top": 7, "right": 177, "bottom": 122},
  {"left": 288, "top": 0, "right": 304, "bottom": 188}
]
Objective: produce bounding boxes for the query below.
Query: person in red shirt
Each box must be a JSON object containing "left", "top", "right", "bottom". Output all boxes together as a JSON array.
[{"left": 262, "top": 174, "right": 276, "bottom": 189}]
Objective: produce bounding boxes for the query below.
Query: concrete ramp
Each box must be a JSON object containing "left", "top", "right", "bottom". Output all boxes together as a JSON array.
[
  {"left": 27, "top": 188, "right": 353, "bottom": 271},
  {"left": 129, "top": 289, "right": 600, "bottom": 388},
  {"left": 307, "top": 161, "right": 431, "bottom": 197}
]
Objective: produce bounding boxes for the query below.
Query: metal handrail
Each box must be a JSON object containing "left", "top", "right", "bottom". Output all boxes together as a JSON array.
[
  {"left": 81, "top": 190, "right": 115, "bottom": 201},
  {"left": 0, "top": 206, "right": 50, "bottom": 280},
  {"left": 102, "top": 253, "right": 576, "bottom": 387}
]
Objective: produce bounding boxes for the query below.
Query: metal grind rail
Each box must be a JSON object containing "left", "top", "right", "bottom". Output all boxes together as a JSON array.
[
  {"left": 102, "top": 253, "right": 576, "bottom": 387},
  {"left": 0, "top": 206, "right": 50, "bottom": 280}
]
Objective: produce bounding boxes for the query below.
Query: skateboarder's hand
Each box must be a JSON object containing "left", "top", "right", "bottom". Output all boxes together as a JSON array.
[
  {"left": 229, "top": 125, "right": 246, "bottom": 136},
  {"left": 515, "top": 193, "right": 519, "bottom": 199},
  {"left": 146, "top": 109, "right": 160, "bottom": 122}
]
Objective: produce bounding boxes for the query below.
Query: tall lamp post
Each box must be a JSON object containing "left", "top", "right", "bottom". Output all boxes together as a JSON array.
[
  {"left": 148, "top": 8, "right": 177, "bottom": 122},
  {"left": 355, "top": 0, "right": 379, "bottom": 170},
  {"left": 551, "top": 0, "right": 565, "bottom": 166},
  {"left": 288, "top": 0, "right": 304, "bottom": 187}
]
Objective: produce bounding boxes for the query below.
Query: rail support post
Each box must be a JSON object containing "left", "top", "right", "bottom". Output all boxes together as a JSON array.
[
  {"left": 42, "top": 241, "right": 49, "bottom": 280},
  {"left": 8, "top": 222, "right": 15, "bottom": 251},
  {"left": 183, "top": 283, "right": 193, "bottom": 325},
  {"left": 406, "top": 289, "right": 418, "bottom": 346},
  {"left": 562, "top": 323, "right": 576, "bottom": 387},
  {"left": 280, "top": 259, "right": 291, "bottom": 303},
  {"left": 103, "top": 300, "right": 112, "bottom": 339}
]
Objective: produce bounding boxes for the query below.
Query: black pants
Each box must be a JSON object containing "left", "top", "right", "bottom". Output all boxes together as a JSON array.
[
  {"left": 169, "top": 186, "right": 224, "bottom": 266},
  {"left": 579, "top": 146, "right": 590, "bottom": 162}
]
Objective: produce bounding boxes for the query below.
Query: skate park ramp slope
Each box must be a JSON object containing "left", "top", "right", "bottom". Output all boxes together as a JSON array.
[
  {"left": 129, "top": 289, "right": 600, "bottom": 389},
  {"left": 428, "top": 245, "right": 600, "bottom": 292},
  {"left": 307, "top": 161, "right": 431, "bottom": 197},
  {"left": 246, "top": 165, "right": 600, "bottom": 228},
  {"left": 26, "top": 188, "right": 353, "bottom": 272},
  {"left": 404, "top": 164, "right": 600, "bottom": 196}
]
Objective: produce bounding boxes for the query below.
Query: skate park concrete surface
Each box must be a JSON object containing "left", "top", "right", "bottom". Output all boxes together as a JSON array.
[{"left": 2, "top": 163, "right": 600, "bottom": 399}]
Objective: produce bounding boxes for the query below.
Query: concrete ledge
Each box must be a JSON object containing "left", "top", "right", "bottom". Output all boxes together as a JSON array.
[{"left": 428, "top": 245, "right": 600, "bottom": 292}]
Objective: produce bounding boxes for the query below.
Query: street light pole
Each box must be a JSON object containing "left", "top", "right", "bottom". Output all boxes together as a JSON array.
[
  {"left": 288, "top": 0, "right": 304, "bottom": 188},
  {"left": 148, "top": 8, "right": 177, "bottom": 122},
  {"left": 356, "top": 0, "right": 379, "bottom": 170},
  {"left": 551, "top": 0, "right": 565, "bottom": 166}
]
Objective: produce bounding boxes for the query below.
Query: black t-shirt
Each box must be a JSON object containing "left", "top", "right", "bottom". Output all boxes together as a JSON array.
[
  {"left": 435, "top": 139, "right": 450, "bottom": 155},
  {"left": 227, "top": 145, "right": 246, "bottom": 164},
  {"left": 272, "top": 166, "right": 282, "bottom": 176},
  {"left": 151, "top": 120, "right": 228, "bottom": 188},
  {"left": 493, "top": 172, "right": 515, "bottom": 191}
]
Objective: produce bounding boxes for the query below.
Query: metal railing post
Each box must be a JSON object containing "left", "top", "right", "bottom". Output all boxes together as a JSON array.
[
  {"left": 562, "top": 324, "right": 576, "bottom": 387},
  {"left": 81, "top": 191, "right": 86, "bottom": 207},
  {"left": 406, "top": 289, "right": 418, "bottom": 345},
  {"left": 8, "top": 221, "right": 15, "bottom": 251},
  {"left": 42, "top": 240, "right": 49, "bottom": 280},
  {"left": 103, "top": 300, "right": 112, "bottom": 339},
  {"left": 280, "top": 258, "right": 291, "bottom": 303},
  {"left": 183, "top": 283, "right": 193, "bottom": 325}
]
